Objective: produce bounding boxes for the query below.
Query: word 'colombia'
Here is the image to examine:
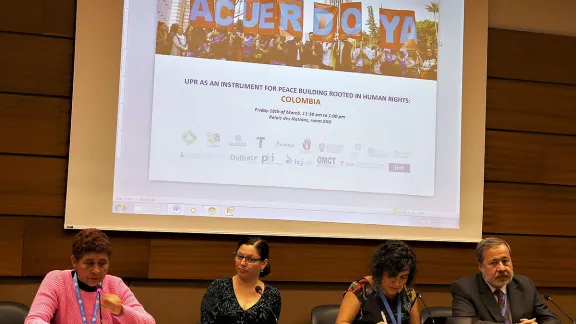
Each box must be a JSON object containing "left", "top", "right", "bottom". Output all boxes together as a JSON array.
[{"left": 189, "top": 0, "right": 417, "bottom": 49}]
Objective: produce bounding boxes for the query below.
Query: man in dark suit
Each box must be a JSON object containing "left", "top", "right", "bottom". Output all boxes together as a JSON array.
[{"left": 451, "top": 237, "right": 560, "bottom": 324}]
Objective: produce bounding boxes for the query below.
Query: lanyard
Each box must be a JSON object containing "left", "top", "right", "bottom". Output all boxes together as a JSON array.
[
  {"left": 73, "top": 272, "right": 101, "bottom": 324},
  {"left": 378, "top": 286, "right": 402, "bottom": 324}
]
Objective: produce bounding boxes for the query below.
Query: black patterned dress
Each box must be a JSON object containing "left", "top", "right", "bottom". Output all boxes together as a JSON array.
[
  {"left": 346, "top": 277, "right": 416, "bottom": 324},
  {"left": 200, "top": 277, "right": 281, "bottom": 324}
]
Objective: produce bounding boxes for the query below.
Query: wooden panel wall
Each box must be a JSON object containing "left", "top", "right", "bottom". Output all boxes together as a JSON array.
[{"left": 1, "top": 2, "right": 576, "bottom": 320}]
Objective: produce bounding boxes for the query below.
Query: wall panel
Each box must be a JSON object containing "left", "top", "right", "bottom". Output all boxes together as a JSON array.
[
  {"left": 486, "top": 78, "right": 576, "bottom": 135},
  {"left": 0, "top": 216, "right": 25, "bottom": 276},
  {"left": 485, "top": 130, "right": 576, "bottom": 186},
  {"left": 488, "top": 29, "right": 576, "bottom": 85},
  {"left": 0, "top": 33, "right": 73, "bottom": 96},
  {"left": 0, "top": 94, "right": 70, "bottom": 156},
  {"left": 0, "top": 0, "right": 76, "bottom": 37},
  {"left": 0, "top": 156, "right": 66, "bottom": 217}
]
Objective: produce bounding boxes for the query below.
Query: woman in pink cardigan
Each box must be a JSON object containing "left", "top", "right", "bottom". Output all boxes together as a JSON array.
[{"left": 25, "top": 228, "right": 155, "bottom": 324}]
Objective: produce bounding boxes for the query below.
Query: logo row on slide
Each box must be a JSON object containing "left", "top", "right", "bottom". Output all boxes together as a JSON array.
[
  {"left": 181, "top": 130, "right": 413, "bottom": 159},
  {"left": 230, "top": 153, "right": 411, "bottom": 172},
  {"left": 180, "top": 151, "right": 411, "bottom": 172}
]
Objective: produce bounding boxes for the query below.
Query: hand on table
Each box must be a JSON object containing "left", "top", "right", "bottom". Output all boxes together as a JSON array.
[{"left": 520, "top": 318, "right": 537, "bottom": 324}]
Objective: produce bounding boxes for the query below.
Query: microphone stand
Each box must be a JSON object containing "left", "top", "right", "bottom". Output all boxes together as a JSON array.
[
  {"left": 255, "top": 286, "right": 278, "bottom": 323},
  {"left": 545, "top": 295, "right": 575, "bottom": 324},
  {"left": 416, "top": 291, "right": 436, "bottom": 324}
]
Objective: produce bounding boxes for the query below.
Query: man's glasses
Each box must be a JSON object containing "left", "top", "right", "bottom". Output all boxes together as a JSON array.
[{"left": 233, "top": 252, "right": 263, "bottom": 264}]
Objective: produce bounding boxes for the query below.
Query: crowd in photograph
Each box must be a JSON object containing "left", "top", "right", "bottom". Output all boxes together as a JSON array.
[{"left": 156, "top": 21, "right": 438, "bottom": 80}]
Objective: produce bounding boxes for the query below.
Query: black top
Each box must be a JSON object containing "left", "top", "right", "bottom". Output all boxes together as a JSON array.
[
  {"left": 71, "top": 271, "right": 97, "bottom": 292},
  {"left": 200, "top": 277, "right": 281, "bottom": 324},
  {"left": 346, "top": 277, "right": 416, "bottom": 324}
]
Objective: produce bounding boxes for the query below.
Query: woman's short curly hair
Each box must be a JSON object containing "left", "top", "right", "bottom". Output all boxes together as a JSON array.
[
  {"left": 72, "top": 229, "right": 112, "bottom": 260},
  {"left": 370, "top": 240, "right": 417, "bottom": 285}
]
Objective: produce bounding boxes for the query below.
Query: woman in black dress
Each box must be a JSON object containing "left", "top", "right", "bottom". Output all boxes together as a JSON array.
[
  {"left": 200, "top": 237, "right": 281, "bottom": 324},
  {"left": 336, "top": 240, "right": 419, "bottom": 324}
]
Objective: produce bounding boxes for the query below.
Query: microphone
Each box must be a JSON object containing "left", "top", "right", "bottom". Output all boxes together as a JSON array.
[
  {"left": 255, "top": 286, "right": 278, "bottom": 323},
  {"left": 416, "top": 291, "right": 436, "bottom": 324},
  {"left": 97, "top": 283, "right": 103, "bottom": 324},
  {"left": 544, "top": 295, "right": 575, "bottom": 324}
]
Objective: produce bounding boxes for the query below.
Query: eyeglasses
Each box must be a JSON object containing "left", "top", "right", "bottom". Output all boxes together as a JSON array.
[{"left": 233, "top": 252, "right": 263, "bottom": 264}]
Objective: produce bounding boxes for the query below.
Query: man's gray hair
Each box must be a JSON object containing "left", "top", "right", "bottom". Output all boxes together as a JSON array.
[{"left": 476, "top": 237, "right": 512, "bottom": 263}]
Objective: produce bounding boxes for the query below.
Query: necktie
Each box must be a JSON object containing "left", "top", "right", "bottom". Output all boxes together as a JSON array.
[{"left": 494, "top": 289, "right": 510, "bottom": 324}]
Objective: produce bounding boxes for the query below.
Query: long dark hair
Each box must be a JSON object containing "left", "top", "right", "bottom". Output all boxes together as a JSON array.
[{"left": 237, "top": 237, "right": 271, "bottom": 277}]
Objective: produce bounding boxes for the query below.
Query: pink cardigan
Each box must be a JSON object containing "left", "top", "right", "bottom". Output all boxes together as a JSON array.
[{"left": 25, "top": 270, "right": 155, "bottom": 324}]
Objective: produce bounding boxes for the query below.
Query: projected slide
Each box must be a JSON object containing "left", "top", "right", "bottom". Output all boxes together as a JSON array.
[
  {"left": 112, "top": 0, "right": 462, "bottom": 229},
  {"left": 150, "top": 0, "right": 438, "bottom": 196}
]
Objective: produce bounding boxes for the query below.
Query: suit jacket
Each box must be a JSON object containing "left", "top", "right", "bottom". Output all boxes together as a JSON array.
[{"left": 451, "top": 273, "right": 560, "bottom": 324}]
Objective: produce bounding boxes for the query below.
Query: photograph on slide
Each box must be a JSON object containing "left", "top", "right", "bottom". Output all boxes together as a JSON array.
[{"left": 155, "top": 0, "right": 440, "bottom": 79}]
